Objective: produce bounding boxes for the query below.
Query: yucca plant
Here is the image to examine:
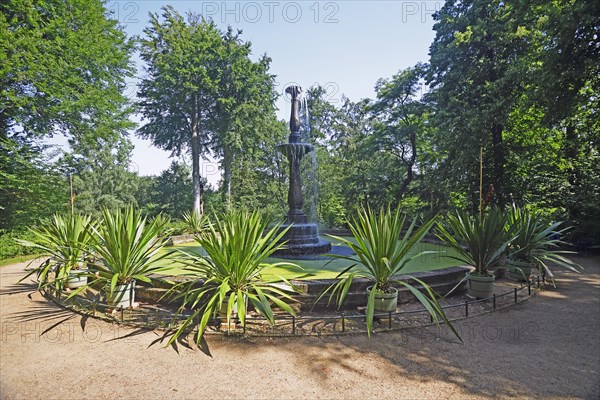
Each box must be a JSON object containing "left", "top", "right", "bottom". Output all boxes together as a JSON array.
[
  {"left": 182, "top": 210, "right": 207, "bottom": 235},
  {"left": 322, "top": 206, "right": 461, "bottom": 339},
  {"left": 18, "top": 213, "right": 96, "bottom": 291},
  {"left": 88, "top": 207, "right": 172, "bottom": 302},
  {"left": 507, "top": 205, "right": 582, "bottom": 284},
  {"left": 151, "top": 213, "right": 174, "bottom": 238},
  {"left": 167, "top": 209, "right": 299, "bottom": 345},
  {"left": 436, "top": 208, "right": 512, "bottom": 276}
]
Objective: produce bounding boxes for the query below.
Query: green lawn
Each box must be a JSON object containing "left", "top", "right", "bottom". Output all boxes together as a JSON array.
[
  {"left": 0, "top": 254, "right": 38, "bottom": 267},
  {"left": 158, "top": 238, "right": 463, "bottom": 280}
]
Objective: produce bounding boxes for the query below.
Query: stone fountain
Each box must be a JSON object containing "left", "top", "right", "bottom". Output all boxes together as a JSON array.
[{"left": 273, "top": 86, "right": 331, "bottom": 257}]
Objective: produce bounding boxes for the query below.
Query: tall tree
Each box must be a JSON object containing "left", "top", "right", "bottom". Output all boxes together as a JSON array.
[
  {"left": 369, "top": 63, "right": 428, "bottom": 201},
  {"left": 0, "top": 0, "right": 134, "bottom": 230},
  {"left": 0, "top": 0, "right": 134, "bottom": 139},
  {"left": 138, "top": 7, "right": 224, "bottom": 215},
  {"left": 427, "top": 0, "right": 532, "bottom": 208},
  {"left": 525, "top": 0, "right": 600, "bottom": 225},
  {"left": 212, "top": 28, "right": 279, "bottom": 208}
]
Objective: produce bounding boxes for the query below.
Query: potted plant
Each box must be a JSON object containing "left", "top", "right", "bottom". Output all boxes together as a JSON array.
[
  {"left": 18, "top": 214, "right": 96, "bottom": 292},
  {"left": 321, "top": 206, "right": 460, "bottom": 340},
  {"left": 506, "top": 205, "right": 583, "bottom": 284},
  {"left": 85, "top": 207, "right": 172, "bottom": 309},
  {"left": 167, "top": 210, "right": 300, "bottom": 345},
  {"left": 436, "top": 208, "right": 512, "bottom": 299}
]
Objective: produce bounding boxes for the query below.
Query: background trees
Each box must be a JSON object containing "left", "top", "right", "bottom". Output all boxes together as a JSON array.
[
  {"left": 62, "top": 134, "right": 138, "bottom": 216},
  {"left": 0, "top": 0, "right": 134, "bottom": 140},
  {"left": 137, "top": 7, "right": 281, "bottom": 215},
  {"left": 1, "top": 0, "right": 598, "bottom": 255},
  {"left": 0, "top": 137, "right": 68, "bottom": 230},
  {"left": 0, "top": 0, "right": 134, "bottom": 236},
  {"left": 137, "top": 7, "right": 223, "bottom": 215}
]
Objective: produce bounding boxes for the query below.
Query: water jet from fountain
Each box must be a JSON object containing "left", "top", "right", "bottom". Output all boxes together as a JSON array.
[{"left": 273, "top": 86, "right": 331, "bottom": 257}]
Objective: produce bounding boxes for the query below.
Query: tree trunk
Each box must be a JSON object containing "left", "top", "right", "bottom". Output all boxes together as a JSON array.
[
  {"left": 565, "top": 123, "right": 580, "bottom": 220},
  {"left": 222, "top": 145, "right": 233, "bottom": 210},
  {"left": 396, "top": 127, "right": 417, "bottom": 201},
  {"left": 191, "top": 100, "right": 204, "bottom": 215},
  {"left": 191, "top": 128, "right": 203, "bottom": 215},
  {"left": 491, "top": 123, "right": 505, "bottom": 207}
]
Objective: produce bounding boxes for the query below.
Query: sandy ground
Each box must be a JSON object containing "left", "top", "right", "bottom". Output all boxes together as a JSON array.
[{"left": 0, "top": 255, "right": 598, "bottom": 400}]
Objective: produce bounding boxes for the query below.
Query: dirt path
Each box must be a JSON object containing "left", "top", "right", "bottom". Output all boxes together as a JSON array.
[{"left": 1, "top": 255, "right": 598, "bottom": 400}]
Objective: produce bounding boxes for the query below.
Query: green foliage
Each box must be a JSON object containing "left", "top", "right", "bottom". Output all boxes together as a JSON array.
[
  {"left": 323, "top": 206, "right": 460, "bottom": 339},
  {"left": 152, "top": 161, "right": 194, "bottom": 218},
  {"left": 213, "top": 28, "right": 281, "bottom": 208},
  {"left": 167, "top": 210, "right": 299, "bottom": 344},
  {"left": 182, "top": 211, "right": 207, "bottom": 235},
  {"left": 0, "top": 137, "right": 69, "bottom": 230},
  {"left": 0, "top": 0, "right": 134, "bottom": 138},
  {"left": 225, "top": 118, "right": 287, "bottom": 216},
  {"left": 0, "top": 230, "right": 41, "bottom": 260},
  {"left": 90, "top": 207, "right": 171, "bottom": 294},
  {"left": 63, "top": 134, "right": 138, "bottom": 216},
  {"left": 436, "top": 208, "right": 512, "bottom": 276},
  {"left": 18, "top": 214, "right": 96, "bottom": 291},
  {"left": 139, "top": 7, "right": 277, "bottom": 214},
  {"left": 308, "top": 90, "right": 374, "bottom": 223},
  {"left": 506, "top": 205, "right": 583, "bottom": 284},
  {"left": 427, "top": 0, "right": 534, "bottom": 207},
  {"left": 369, "top": 63, "right": 429, "bottom": 201},
  {"left": 319, "top": 194, "right": 347, "bottom": 229}
]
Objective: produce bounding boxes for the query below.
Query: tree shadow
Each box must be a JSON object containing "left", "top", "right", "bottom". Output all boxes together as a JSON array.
[{"left": 222, "top": 256, "right": 599, "bottom": 399}]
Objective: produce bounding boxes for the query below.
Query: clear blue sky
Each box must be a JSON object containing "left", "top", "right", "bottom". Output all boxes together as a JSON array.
[{"left": 52, "top": 1, "right": 443, "bottom": 184}]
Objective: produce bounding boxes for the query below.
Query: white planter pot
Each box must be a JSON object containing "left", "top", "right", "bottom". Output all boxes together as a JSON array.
[
  {"left": 65, "top": 269, "right": 88, "bottom": 289},
  {"left": 105, "top": 281, "right": 136, "bottom": 309},
  {"left": 367, "top": 286, "right": 398, "bottom": 312}
]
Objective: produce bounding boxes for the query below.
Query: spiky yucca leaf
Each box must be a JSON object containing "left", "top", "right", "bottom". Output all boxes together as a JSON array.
[
  {"left": 436, "top": 208, "right": 512, "bottom": 276},
  {"left": 506, "top": 205, "right": 582, "bottom": 285},
  {"left": 182, "top": 211, "right": 207, "bottom": 235},
  {"left": 167, "top": 210, "right": 300, "bottom": 344},
  {"left": 18, "top": 213, "right": 96, "bottom": 291},
  {"left": 321, "top": 205, "right": 460, "bottom": 340},
  {"left": 90, "top": 206, "right": 172, "bottom": 295}
]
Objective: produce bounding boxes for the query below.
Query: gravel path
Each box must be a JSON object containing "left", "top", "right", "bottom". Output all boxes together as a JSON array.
[{"left": 1, "top": 255, "right": 598, "bottom": 399}]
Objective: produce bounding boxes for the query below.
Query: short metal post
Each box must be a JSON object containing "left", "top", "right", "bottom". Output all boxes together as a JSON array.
[
  {"left": 493, "top": 294, "right": 496, "bottom": 309},
  {"left": 388, "top": 311, "right": 392, "bottom": 329},
  {"left": 514, "top": 288, "right": 518, "bottom": 303},
  {"left": 465, "top": 301, "right": 469, "bottom": 317},
  {"left": 120, "top": 307, "right": 124, "bottom": 322},
  {"left": 537, "top": 276, "right": 540, "bottom": 288},
  {"left": 243, "top": 319, "right": 246, "bottom": 335},
  {"left": 528, "top": 281, "right": 531, "bottom": 296},
  {"left": 292, "top": 316, "right": 296, "bottom": 335},
  {"left": 341, "top": 312, "right": 345, "bottom": 333}
]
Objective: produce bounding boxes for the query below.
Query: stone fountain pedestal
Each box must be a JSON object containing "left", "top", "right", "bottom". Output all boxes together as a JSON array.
[{"left": 273, "top": 86, "right": 331, "bottom": 258}]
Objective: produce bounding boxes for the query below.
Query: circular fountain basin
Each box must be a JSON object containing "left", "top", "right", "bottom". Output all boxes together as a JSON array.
[{"left": 272, "top": 239, "right": 333, "bottom": 258}]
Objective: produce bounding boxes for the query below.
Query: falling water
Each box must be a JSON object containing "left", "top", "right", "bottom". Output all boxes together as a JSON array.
[
  {"left": 298, "top": 93, "right": 320, "bottom": 229},
  {"left": 272, "top": 84, "right": 331, "bottom": 257}
]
